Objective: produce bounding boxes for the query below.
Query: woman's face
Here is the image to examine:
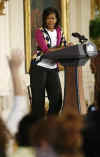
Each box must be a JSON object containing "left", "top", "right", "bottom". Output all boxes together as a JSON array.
[{"left": 46, "top": 13, "right": 57, "bottom": 30}]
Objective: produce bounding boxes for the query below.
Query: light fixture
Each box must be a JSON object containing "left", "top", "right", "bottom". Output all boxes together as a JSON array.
[{"left": 0, "top": 0, "right": 8, "bottom": 15}]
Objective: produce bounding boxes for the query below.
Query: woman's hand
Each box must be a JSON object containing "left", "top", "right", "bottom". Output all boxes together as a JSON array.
[
  {"left": 9, "top": 49, "right": 24, "bottom": 70},
  {"left": 67, "top": 42, "right": 74, "bottom": 47}
]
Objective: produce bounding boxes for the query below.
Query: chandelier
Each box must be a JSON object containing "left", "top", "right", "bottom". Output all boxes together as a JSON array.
[{"left": 0, "top": 0, "right": 8, "bottom": 15}]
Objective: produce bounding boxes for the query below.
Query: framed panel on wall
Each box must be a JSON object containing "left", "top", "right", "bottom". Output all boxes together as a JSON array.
[
  {"left": 24, "top": 0, "right": 70, "bottom": 73},
  {"left": 91, "top": 0, "right": 100, "bottom": 19}
]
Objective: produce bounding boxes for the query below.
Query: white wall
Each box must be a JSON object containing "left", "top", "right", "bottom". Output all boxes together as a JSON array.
[
  {"left": 0, "top": 2, "right": 11, "bottom": 96},
  {"left": 8, "top": 0, "right": 25, "bottom": 73},
  {"left": 8, "top": 0, "right": 25, "bottom": 51},
  {"left": 0, "top": 0, "right": 26, "bottom": 96},
  {"left": 0, "top": 0, "right": 28, "bottom": 120}
]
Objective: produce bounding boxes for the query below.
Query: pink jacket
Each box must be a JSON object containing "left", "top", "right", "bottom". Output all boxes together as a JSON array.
[{"left": 35, "top": 26, "right": 66, "bottom": 53}]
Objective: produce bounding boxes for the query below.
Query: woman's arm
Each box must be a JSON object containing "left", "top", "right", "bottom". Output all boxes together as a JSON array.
[
  {"left": 48, "top": 46, "right": 65, "bottom": 52},
  {"left": 35, "top": 29, "right": 48, "bottom": 53},
  {"left": 9, "top": 49, "right": 26, "bottom": 96},
  {"left": 35, "top": 28, "right": 73, "bottom": 53},
  {"left": 7, "top": 49, "right": 28, "bottom": 135},
  {"left": 48, "top": 42, "right": 73, "bottom": 52}
]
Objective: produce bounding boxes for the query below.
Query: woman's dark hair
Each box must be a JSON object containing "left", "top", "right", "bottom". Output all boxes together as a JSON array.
[
  {"left": 87, "top": 104, "right": 96, "bottom": 113},
  {"left": 42, "top": 7, "right": 60, "bottom": 28},
  {"left": 0, "top": 118, "right": 10, "bottom": 157},
  {"left": 15, "top": 114, "right": 39, "bottom": 146},
  {"left": 31, "top": 111, "right": 83, "bottom": 156}
]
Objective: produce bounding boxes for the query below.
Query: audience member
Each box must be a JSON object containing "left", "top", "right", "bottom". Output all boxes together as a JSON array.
[
  {"left": 15, "top": 114, "right": 39, "bottom": 147},
  {"left": 87, "top": 104, "right": 96, "bottom": 113},
  {"left": 9, "top": 114, "right": 39, "bottom": 157},
  {"left": 0, "top": 49, "right": 29, "bottom": 156},
  {"left": 0, "top": 117, "right": 10, "bottom": 157},
  {"left": 83, "top": 90, "right": 100, "bottom": 157},
  {"left": 30, "top": 107, "right": 84, "bottom": 157},
  {"left": 6, "top": 49, "right": 28, "bottom": 135}
]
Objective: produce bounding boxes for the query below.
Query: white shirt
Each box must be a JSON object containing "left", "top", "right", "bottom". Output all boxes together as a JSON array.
[
  {"left": 47, "top": 29, "right": 57, "bottom": 47},
  {"left": 7, "top": 96, "right": 28, "bottom": 135},
  {"left": 37, "top": 29, "right": 57, "bottom": 69}
]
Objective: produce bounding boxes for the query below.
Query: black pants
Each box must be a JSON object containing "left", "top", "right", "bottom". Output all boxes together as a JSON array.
[{"left": 30, "top": 64, "right": 62, "bottom": 119}]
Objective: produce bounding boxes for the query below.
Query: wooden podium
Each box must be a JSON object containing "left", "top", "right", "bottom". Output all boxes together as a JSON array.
[
  {"left": 63, "top": 66, "right": 79, "bottom": 111},
  {"left": 63, "top": 66, "right": 86, "bottom": 112},
  {"left": 43, "top": 45, "right": 89, "bottom": 112}
]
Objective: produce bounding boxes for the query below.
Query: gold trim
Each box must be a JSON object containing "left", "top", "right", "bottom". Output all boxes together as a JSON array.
[
  {"left": 66, "top": 0, "right": 70, "bottom": 41},
  {"left": 24, "top": 0, "right": 31, "bottom": 73},
  {"left": 91, "top": 0, "right": 100, "bottom": 19},
  {"left": 61, "top": 0, "right": 70, "bottom": 41},
  {"left": 91, "top": 0, "right": 95, "bottom": 19}
]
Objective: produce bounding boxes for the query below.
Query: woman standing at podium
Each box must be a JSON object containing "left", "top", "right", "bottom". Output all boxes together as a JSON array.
[{"left": 30, "top": 7, "right": 67, "bottom": 120}]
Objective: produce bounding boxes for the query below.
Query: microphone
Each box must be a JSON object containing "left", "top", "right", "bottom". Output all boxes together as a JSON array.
[
  {"left": 72, "top": 32, "right": 81, "bottom": 38},
  {"left": 72, "top": 32, "right": 88, "bottom": 42}
]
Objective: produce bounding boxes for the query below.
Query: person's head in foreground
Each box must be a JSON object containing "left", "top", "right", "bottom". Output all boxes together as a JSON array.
[{"left": 30, "top": 107, "right": 84, "bottom": 157}]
